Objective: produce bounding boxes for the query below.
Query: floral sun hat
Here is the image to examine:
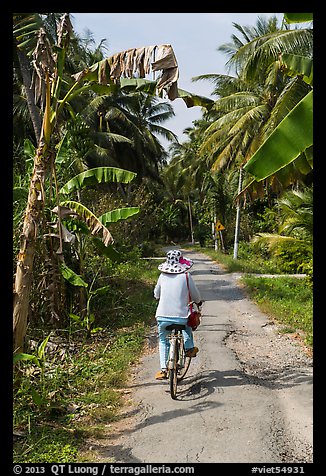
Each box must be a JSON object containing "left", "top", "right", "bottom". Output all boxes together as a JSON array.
[{"left": 158, "top": 250, "right": 193, "bottom": 274}]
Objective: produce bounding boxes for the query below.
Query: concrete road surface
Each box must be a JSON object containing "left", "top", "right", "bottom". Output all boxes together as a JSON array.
[{"left": 94, "top": 250, "right": 313, "bottom": 464}]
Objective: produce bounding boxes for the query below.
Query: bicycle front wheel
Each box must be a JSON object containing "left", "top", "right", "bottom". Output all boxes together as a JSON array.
[
  {"left": 177, "top": 355, "right": 191, "bottom": 381},
  {"left": 169, "top": 339, "right": 178, "bottom": 399}
]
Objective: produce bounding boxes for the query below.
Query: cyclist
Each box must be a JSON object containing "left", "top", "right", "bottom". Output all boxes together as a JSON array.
[{"left": 153, "top": 249, "right": 202, "bottom": 380}]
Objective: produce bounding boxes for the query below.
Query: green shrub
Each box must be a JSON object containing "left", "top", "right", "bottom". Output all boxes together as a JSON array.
[{"left": 273, "top": 240, "right": 312, "bottom": 274}]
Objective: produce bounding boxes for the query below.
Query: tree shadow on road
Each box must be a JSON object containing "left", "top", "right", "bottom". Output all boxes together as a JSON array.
[
  {"left": 92, "top": 396, "right": 223, "bottom": 462},
  {"left": 176, "top": 368, "right": 242, "bottom": 401},
  {"left": 90, "top": 367, "right": 312, "bottom": 462},
  {"left": 176, "top": 366, "right": 313, "bottom": 401}
]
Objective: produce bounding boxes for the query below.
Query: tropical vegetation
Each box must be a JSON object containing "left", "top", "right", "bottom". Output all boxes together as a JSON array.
[{"left": 13, "top": 12, "right": 313, "bottom": 462}]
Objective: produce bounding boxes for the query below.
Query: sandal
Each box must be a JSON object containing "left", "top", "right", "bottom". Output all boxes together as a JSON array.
[
  {"left": 185, "top": 347, "right": 199, "bottom": 358},
  {"left": 155, "top": 369, "right": 168, "bottom": 380}
]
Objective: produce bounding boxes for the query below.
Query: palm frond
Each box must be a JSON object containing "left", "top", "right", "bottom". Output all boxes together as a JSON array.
[
  {"left": 252, "top": 233, "right": 301, "bottom": 252},
  {"left": 240, "top": 29, "right": 313, "bottom": 81},
  {"left": 192, "top": 73, "right": 249, "bottom": 97},
  {"left": 210, "top": 131, "right": 244, "bottom": 172}
]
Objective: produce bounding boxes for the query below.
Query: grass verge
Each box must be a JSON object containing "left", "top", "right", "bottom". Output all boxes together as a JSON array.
[
  {"left": 193, "top": 246, "right": 282, "bottom": 274},
  {"left": 187, "top": 245, "right": 313, "bottom": 349},
  {"left": 241, "top": 275, "right": 313, "bottom": 347}
]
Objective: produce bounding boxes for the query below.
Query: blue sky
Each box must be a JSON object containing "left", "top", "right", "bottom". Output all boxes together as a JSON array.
[{"left": 70, "top": 12, "right": 284, "bottom": 148}]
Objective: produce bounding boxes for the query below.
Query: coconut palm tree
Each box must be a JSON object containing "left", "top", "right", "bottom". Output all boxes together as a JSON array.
[
  {"left": 189, "top": 15, "right": 312, "bottom": 258},
  {"left": 243, "top": 14, "right": 313, "bottom": 182},
  {"left": 78, "top": 89, "right": 177, "bottom": 181},
  {"left": 193, "top": 14, "right": 312, "bottom": 192}
]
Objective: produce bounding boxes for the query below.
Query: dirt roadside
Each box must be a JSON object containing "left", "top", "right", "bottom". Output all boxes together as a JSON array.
[{"left": 85, "top": 250, "right": 313, "bottom": 463}]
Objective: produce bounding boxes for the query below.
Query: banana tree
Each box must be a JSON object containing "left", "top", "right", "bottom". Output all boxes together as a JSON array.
[
  {"left": 53, "top": 166, "right": 140, "bottom": 319},
  {"left": 13, "top": 13, "right": 74, "bottom": 353},
  {"left": 12, "top": 13, "right": 177, "bottom": 353},
  {"left": 61, "top": 264, "right": 109, "bottom": 337},
  {"left": 243, "top": 13, "right": 313, "bottom": 183},
  {"left": 51, "top": 166, "right": 140, "bottom": 255}
]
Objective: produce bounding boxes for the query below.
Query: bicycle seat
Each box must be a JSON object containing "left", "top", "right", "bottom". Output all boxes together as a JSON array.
[{"left": 166, "top": 324, "right": 186, "bottom": 331}]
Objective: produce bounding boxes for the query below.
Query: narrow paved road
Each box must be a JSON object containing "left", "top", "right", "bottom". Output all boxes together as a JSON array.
[{"left": 94, "top": 250, "right": 313, "bottom": 463}]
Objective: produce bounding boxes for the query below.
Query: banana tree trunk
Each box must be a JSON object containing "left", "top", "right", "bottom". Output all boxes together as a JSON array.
[
  {"left": 13, "top": 142, "right": 50, "bottom": 353},
  {"left": 16, "top": 50, "right": 42, "bottom": 143}
]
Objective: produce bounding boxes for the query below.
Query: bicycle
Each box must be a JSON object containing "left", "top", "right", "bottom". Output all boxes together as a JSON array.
[{"left": 165, "top": 302, "right": 202, "bottom": 400}]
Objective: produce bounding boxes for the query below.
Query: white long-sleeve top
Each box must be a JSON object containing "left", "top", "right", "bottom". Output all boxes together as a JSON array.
[{"left": 154, "top": 272, "right": 201, "bottom": 319}]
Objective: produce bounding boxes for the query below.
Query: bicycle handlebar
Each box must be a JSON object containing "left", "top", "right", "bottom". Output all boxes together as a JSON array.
[{"left": 190, "top": 300, "right": 204, "bottom": 310}]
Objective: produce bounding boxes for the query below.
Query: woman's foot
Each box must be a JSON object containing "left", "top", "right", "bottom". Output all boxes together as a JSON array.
[
  {"left": 185, "top": 347, "right": 199, "bottom": 357},
  {"left": 155, "top": 369, "right": 168, "bottom": 380}
]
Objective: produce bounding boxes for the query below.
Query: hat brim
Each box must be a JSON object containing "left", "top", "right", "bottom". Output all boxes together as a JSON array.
[{"left": 158, "top": 262, "right": 192, "bottom": 274}]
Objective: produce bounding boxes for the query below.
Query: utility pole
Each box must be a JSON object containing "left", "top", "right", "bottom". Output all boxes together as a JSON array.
[
  {"left": 233, "top": 167, "right": 243, "bottom": 259},
  {"left": 213, "top": 213, "right": 218, "bottom": 251},
  {"left": 188, "top": 197, "right": 194, "bottom": 245}
]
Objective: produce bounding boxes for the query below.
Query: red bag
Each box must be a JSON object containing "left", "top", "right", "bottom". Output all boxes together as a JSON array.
[
  {"left": 186, "top": 273, "right": 201, "bottom": 330},
  {"left": 187, "top": 308, "right": 201, "bottom": 330}
]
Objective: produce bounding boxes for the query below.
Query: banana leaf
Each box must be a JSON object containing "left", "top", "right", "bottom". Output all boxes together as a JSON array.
[
  {"left": 244, "top": 91, "right": 313, "bottom": 181},
  {"left": 59, "top": 200, "right": 114, "bottom": 246},
  {"left": 13, "top": 352, "right": 40, "bottom": 365},
  {"left": 59, "top": 167, "right": 137, "bottom": 195},
  {"left": 284, "top": 13, "right": 313, "bottom": 23},
  {"left": 55, "top": 131, "right": 69, "bottom": 164},
  {"left": 119, "top": 78, "right": 214, "bottom": 109},
  {"left": 37, "top": 335, "right": 50, "bottom": 360},
  {"left": 60, "top": 263, "right": 88, "bottom": 287},
  {"left": 89, "top": 83, "right": 118, "bottom": 95},
  {"left": 92, "top": 239, "right": 122, "bottom": 262},
  {"left": 177, "top": 88, "right": 214, "bottom": 109},
  {"left": 23, "top": 137, "right": 36, "bottom": 158},
  {"left": 99, "top": 207, "right": 140, "bottom": 226},
  {"left": 71, "top": 60, "right": 100, "bottom": 83},
  {"left": 281, "top": 53, "right": 313, "bottom": 85},
  {"left": 90, "top": 285, "right": 110, "bottom": 296},
  {"left": 293, "top": 151, "right": 313, "bottom": 175},
  {"left": 120, "top": 77, "right": 157, "bottom": 95}
]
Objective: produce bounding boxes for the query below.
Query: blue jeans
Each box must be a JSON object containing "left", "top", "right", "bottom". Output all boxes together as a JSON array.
[{"left": 157, "top": 317, "right": 195, "bottom": 370}]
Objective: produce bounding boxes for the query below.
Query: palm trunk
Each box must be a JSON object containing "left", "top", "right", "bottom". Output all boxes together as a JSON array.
[{"left": 13, "top": 143, "right": 49, "bottom": 353}]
